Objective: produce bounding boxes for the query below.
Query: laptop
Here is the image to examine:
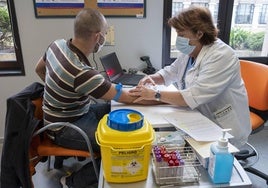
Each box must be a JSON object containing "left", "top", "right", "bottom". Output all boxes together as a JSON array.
[{"left": 100, "top": 52, "right": 145, "bottom": 86}]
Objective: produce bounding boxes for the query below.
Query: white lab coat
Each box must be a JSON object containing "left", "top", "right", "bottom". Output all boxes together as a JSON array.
[{"left": 158, "top": 39, "right": 251, "bottom": 148}]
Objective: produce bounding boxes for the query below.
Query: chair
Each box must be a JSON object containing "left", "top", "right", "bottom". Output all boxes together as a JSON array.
[
  {"left": 29, "top": 98, "right": 99, "bottom": 187},
  {"left": 236, "top": 60, "right": 268, "bottom": 184}
]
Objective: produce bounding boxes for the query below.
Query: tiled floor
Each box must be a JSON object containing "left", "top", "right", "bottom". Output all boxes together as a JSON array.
[
  {"left": 32, "top": 157, "right": 89, "bottom": 188},
  {"left": 1, "top": 125, "right": 268, "bottom": 188}
]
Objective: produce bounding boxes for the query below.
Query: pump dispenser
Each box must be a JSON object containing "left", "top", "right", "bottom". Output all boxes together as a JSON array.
[
  {"left": 208, "top": 129, "right": 234, "bottom": 184},
  {"left": 217, "top": 129, "right": 229, "bottom": 148}
]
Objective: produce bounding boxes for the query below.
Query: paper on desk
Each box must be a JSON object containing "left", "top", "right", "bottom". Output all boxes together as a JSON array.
[
  {"left": 185, "top": 137, "right": 239, "bottom": 159},
  {"left": 112, "top": 102, "right": 182, "bottom": 126},
  {"left": 164, "top": 110, "right": 233, "bottom": 142}
]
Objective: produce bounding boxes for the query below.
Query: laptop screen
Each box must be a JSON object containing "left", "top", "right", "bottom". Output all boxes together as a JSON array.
[{"left": 100, "top": 52, "right": 123, "bottom": 81}]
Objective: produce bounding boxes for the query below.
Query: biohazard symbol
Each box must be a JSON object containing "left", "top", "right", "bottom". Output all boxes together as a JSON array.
[{"left": 126, "top": 160, "right": 142, "bottom": 175}]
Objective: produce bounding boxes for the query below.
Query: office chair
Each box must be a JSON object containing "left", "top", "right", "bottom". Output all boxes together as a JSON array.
[
  {"left": 29, "top": 98, "right": 99, "bottom": 187},
  {"left": 236, "top": 60, "right": 268, "bottom": 184}
]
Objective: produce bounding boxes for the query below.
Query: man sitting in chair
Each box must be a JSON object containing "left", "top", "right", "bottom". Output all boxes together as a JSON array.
[{"left": 35, "top": 8, "right": 139, "bottom": 188}]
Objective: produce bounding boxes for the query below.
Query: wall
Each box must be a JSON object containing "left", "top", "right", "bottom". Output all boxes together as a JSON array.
[{"left": 0, "top": 0, "right": 164, "bottom": 139}]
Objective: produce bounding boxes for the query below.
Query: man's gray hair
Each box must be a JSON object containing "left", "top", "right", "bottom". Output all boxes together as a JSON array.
[{"left": 74, "top": 8, "right": 106, "bottom": 39}]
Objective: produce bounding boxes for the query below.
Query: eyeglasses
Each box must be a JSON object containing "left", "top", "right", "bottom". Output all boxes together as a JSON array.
[{"left": 98, "top": 32, "right": 106, "bottom": 45}]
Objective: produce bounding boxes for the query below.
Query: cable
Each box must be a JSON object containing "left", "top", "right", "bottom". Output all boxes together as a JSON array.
[{"left": 92, "top": 53, "right": 98, "bottom": 70}]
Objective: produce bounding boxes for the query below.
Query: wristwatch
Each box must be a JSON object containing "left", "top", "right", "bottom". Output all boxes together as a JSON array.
[{"left": 155, "top": 90, "right": 161, "bottom": 101}]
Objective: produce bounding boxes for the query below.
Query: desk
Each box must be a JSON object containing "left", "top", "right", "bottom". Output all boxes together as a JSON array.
[
  {"left": 98, "top": 158, "right": 252, "bottom": 188},
  {"left": 111, "top": 101, "right": 188, "bottom": 128},
  {"left": 98, "top": 102, "right": 252, "bottom": 187}
]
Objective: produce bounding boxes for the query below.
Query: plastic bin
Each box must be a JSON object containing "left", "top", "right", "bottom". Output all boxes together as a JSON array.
[{"left": 96, "top": 109, "right": 155, "bottom": 183}]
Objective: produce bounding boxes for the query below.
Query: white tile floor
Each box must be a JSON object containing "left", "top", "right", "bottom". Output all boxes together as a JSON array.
[{"left": 32, "top": 157, "right": 89, "bottom": 188}]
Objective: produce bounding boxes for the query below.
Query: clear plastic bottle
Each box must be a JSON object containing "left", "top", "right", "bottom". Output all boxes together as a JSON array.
[{"left": 208, "top": 129, "right": 234, "bottom": 184}]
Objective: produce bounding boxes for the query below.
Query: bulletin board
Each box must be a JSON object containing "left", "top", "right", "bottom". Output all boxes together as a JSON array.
[{"left": 33, "top": 0, "right": 146, "bottom": 18}]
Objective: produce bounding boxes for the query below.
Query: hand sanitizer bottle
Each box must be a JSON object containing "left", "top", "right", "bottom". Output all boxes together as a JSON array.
[{"left": 208, "top": 129, "right": 234, "bottom": 184}]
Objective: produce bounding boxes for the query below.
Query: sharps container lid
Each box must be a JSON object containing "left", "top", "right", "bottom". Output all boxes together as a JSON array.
[{"left": 107, "top": 109, "right": 144, "bottom": 131}]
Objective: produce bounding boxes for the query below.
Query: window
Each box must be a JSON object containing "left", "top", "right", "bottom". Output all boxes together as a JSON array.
[
  {"left": 259, "top": 4, "right": 268, "bottom": 24},
  {"left": 170, "top": 1, "right": 184, "bottom": 59},
  {"left": 231, "top": 0, "right": 268, "bottom": 58},
  {"left": 162, "top": 0, "right": 268, "bottom": 67},
  {"left": 172, "top": 2, "right": 183, "bottom": 16},
  {"left": 235, "top": 3, "right": 254, "bottom": 24},
  {"left": 191, "top": 2, "right": 209, "bottom": 7},
  {"left": 0, "top": 0, "right": 24, "bottom": 76},
  {"left": 163, "top": 0, "right": 219, "bottom": 66}
]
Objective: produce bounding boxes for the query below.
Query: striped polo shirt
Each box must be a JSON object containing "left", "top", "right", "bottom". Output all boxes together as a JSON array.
[{"left": 43, "top": 39, "right": 111, "bottom": 125}]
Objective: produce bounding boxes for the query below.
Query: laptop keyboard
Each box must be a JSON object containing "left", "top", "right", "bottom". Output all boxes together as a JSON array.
[{"left": 115, "top": 74, "right": 144, "bottom": 85}]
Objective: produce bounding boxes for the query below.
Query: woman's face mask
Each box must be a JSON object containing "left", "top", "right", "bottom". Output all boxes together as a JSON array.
[
  {"left": 93, "top": 33, "right": 106, "bottom": 53},
  {"left": 175, "top": 36, "right": 196, "bottom": 55}
]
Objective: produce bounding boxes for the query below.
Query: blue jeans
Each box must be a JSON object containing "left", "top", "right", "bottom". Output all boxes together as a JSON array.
[{"left": 53, "top": 102, "right": 110, "bottom": 188}]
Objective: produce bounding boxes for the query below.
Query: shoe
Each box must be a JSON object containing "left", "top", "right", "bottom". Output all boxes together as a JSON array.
[
  {"left": 54, "top": 156, "right": 70, "bottom": 169},
  {"left": 60, "top": 175, "right": 69, "bottom": 188},
  {"left": 54, "top": 156, "right": 64, "bottom": 169},
  {"left": 77, "top": 156, "right": 86, "bottom": 161}
]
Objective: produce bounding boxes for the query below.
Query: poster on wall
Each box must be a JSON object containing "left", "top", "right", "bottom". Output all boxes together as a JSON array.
[
  {"left": 33, "top": 0, "right": 146, "bottom": 18},
  {"left": 97, "top": 0, "right": 144, "bottom": 9}
]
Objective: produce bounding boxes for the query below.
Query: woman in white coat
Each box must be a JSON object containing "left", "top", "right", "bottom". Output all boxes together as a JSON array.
[{"left": 129, "top": 6, "right": 251, "bottom": 148}]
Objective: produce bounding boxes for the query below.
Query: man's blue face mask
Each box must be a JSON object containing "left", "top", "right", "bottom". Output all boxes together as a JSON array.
[{"left": 175, "top": 36, "right": 196, "bottom": 55}]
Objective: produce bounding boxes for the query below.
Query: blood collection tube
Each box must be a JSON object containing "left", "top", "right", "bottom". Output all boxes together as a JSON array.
[{"left": 168, "top": 159, "right": 175, "bottom": 177}]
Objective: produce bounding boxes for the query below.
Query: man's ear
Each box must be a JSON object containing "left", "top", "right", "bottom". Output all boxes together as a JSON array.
[
  {"left": 95, "top": 32, "right": 101, "bottom": 42},
  {"left": 197, "top": 31, "right": 203, "bottom": 39}
]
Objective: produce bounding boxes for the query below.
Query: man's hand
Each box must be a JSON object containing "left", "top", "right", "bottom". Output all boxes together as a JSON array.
[{"left": 129, "top": 85, "right": 156, "bottom": 103}]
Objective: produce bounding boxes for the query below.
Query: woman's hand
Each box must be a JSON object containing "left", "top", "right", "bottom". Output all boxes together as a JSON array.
[
  {"left": 138, "top": 75, "right": 156, "bottom": 86},
  {"left": 129, "top": 85, "right": 156, "bottom": 103}
]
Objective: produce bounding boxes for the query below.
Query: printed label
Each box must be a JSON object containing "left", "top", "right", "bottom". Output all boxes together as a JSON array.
[{"left": 110, "top": 148, "right": 145, "bottom": 177}]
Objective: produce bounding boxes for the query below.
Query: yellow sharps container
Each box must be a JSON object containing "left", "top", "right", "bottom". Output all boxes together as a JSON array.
[{"left": 96, "top": 109, "right": 155, "bottom": 183}]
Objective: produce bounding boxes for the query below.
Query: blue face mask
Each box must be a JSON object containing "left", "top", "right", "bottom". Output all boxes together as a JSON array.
[{"left": 175, "top": 36, "right": 196, "bottom": 55}]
